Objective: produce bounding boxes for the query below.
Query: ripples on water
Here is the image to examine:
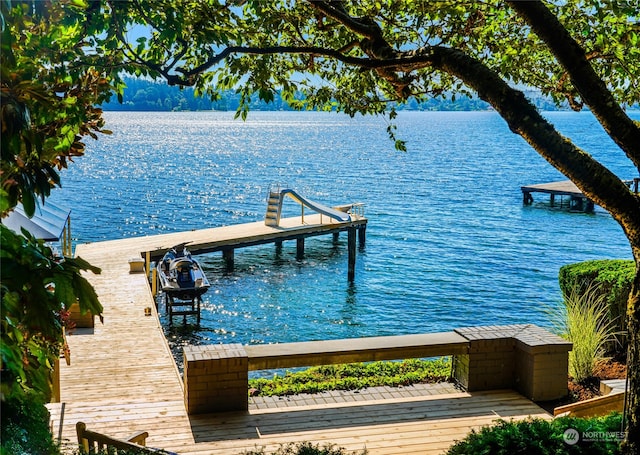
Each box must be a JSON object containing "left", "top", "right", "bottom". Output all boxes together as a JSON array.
[{"left": 50, "top": 110, "right": 636, "bottom": 367}]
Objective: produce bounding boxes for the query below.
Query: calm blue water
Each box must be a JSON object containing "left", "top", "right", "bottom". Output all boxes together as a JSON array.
[{"left": 50, "top": 111, "right": 637, "bottom": 365}]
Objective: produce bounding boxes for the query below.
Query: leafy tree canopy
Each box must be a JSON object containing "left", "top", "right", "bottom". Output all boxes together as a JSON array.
[
  {"left": 1, "top": 0, "right": 106, "bottom": 401},
  {"left": 102, "top": 1, "right": 640, "bottom": 217},
  {"left": 104, "top": 0, "right": 639, "bottom": 112},
  {"left": 1, "top": 0, "right": 118, "bottom": 217}
]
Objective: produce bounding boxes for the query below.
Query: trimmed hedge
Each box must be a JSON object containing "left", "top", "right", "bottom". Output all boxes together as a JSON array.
[
  {"left": 558, "top": 260, "right": 634, "bottom": 355},
  {"left": 447, "top": 413, "right": 623, "bottom": 455}
]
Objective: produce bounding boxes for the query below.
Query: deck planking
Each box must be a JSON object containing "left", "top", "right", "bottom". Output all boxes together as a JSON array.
[
  {"left": 521, "top": 180, "right": 584, "bottom": 198},
  {"left": 50, "top": 390, "right": 549, "bottom": 454},
  {"left": 49, "top": 213, "right": 550, "bottom": 454},
  {"left": 81, "top": 212, "right": 367, "bottom": 261}
]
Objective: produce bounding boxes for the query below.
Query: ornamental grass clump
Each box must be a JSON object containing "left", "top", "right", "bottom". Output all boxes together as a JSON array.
[{"left": 549, "top": 285, "right": 618, "bottom": 383}]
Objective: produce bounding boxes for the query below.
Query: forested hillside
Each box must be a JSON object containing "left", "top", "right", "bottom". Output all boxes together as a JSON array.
[{"left": 102, "top": 77, "right": 562, "bottom": 112}]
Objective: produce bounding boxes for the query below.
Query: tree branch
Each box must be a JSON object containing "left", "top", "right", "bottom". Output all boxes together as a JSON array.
[
  {"left": 507, "top": 0, "right": 640, "bottom": 173},
  {"left": 131, "top": 13, "right": 640, "bottom": 238},
  {"left": 175, "top": 44, "right": 434, "bottom": 83},
  {"left": 428, "top": 45, "right": 640, "bottom": 241},
  {"left": 306, "top": 1, "right": 380, "bottom": 39},
  {"left": 304, "top": 1, "right": 415, "bottom": 95}
]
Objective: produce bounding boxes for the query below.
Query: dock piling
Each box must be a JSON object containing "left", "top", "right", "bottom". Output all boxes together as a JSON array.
[
  {"left": 223, "top": 249, "right": 234, "bottom": 271},
  {"left": 348, "top": 228, "right": 356, "bottom": 282},
  {"left": 358, "top": 226, "right": 366, "bottom": 248}
]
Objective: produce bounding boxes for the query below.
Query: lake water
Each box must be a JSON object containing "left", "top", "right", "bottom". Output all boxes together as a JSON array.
[{"left": 50, "top": 110, "right": 637, "bottom": 367}]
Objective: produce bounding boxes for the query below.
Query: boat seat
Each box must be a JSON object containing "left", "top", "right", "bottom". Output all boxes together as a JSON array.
[{"left": 176, "top": 265, "right": 195, "bottom": 288}]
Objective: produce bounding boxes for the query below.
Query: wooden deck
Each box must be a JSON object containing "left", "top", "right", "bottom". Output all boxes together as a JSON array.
[
  {"left": 521, "top": 180, "right": 594, "bottom": 211},
  {"left": 48, "top": 213, "right": 551, "bottom": 454}
]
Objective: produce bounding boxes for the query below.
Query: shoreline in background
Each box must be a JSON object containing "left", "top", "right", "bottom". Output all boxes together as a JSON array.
[{"left": 101, "top": 76, "right": 591, "bottom": 113}]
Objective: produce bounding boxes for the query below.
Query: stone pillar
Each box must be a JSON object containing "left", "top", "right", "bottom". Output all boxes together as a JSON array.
[
  {"left": 513, "top": 326, "right": 572, "bottom": 401},
  {"left": 296, "top": 238, "right": 305, "bottom": 260},
  {"left": 184, "top": 344, "right": 248, "bottom": 414},
  {"left": 452, "top": 327, "right": 515, "bottom": 391},
  {"left": 453, "top": 325, "right": 572, "bottom": 402},
  {"left": 68, "top": 302, "right": 94, "bottom": 328}
]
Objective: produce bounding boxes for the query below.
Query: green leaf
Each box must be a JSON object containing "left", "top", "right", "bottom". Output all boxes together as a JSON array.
[
  {"left": 21, "top": 188, "right": 36, "bottom": 218},
  {"left": 53, "top": 274, "right": 76, "bottom": 309}
]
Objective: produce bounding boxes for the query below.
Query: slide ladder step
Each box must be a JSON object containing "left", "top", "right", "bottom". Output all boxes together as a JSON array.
[{"left": 265, "top": 191, "right": 282, "bottom": 226}]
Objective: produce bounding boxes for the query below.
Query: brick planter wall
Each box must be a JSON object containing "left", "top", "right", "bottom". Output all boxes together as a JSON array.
[
  {"left": 183, "top": 324, "right": 572, "bottom": 414},
  {"left": 183, "top": 344, "right": 248, "bottom": 414},
  {"left": 514, "top": 326, "right": 572, "bottom": 401},
  {"left": 452, "top": 333, "right": 516, "bottom": 391},
  {"left": 453, "top": 325, "right": 572, "bottom": 402}
]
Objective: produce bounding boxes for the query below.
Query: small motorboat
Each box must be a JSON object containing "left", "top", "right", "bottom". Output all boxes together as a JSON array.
[{"left": 157, "top": 243, "right": 210, "bottom": 302}]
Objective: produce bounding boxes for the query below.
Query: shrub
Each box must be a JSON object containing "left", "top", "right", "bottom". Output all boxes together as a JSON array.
[
  {"left": 243, "top": 442, "right": 367, "bottom": 455},
  {"left": 558, "top": 260, "right": 634, "bottom": 355},
  {"left": 548, "top": 284, "right": 617, "bottom": 382},
  {"left": 446, "top": 413, "right": 623, "bottom": 455},
  {"left": 1, "top": 391, "right": 58, "bottom": 455}
]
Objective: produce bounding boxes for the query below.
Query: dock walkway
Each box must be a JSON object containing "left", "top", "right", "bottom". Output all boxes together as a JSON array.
[{"left": 48, "top": 213, "right": 550, "bottom": 454}]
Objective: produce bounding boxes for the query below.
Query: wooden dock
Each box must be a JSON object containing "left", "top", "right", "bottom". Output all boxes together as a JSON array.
[
  {"left": 521, "top": 179, "right": 637, "bottom": 212},
  {"left": 521, "top": 180, "right": 595, "bottom": 211},
  {"left": 47, "top": 212, "right": 551, "bottom": 454}
]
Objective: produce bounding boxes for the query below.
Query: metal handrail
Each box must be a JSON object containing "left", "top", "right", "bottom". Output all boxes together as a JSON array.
[{"left": 348, "top": 203, "right": 365, "bottom": 218}]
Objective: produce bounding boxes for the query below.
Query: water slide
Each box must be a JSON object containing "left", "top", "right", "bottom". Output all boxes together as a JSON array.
[{"left": 280, "top": 189, "right": 351, "bottom": 222}]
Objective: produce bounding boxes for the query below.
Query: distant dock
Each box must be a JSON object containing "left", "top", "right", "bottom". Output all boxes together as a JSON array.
[{"left": 521, "top": 179, "right": 637, "bottom": 212}]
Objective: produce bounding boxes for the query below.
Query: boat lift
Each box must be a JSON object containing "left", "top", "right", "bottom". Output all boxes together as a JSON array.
[
  {"left": 153, "top": 243, "right": 210, "bottom": 325},
  {"left": 162, "top": 291, "right": 202, "bottom": 325}
]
